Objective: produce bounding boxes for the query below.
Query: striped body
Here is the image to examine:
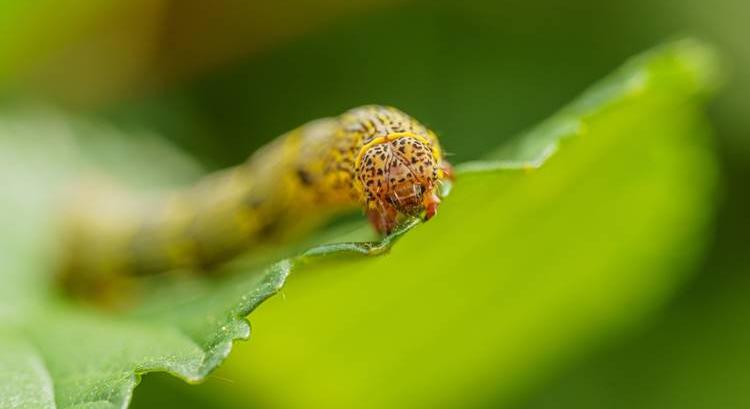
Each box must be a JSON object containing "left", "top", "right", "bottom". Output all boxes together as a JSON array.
[{"left": 61, "top": 106, "right": 450, "bottom": 295}]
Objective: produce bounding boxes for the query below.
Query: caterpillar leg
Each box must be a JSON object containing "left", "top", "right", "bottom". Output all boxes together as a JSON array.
[
  {"left": 440, "top": 161, "right": 455, "bottom": 181},
  {"left": 424, "top": 161, "right": 453, "bottom": 221},
  {"left": 367, "top": 204, "right": 399, "bottom": 235},
  {"left": 423, "top": 190, "right": 441, "bottom": 221}
]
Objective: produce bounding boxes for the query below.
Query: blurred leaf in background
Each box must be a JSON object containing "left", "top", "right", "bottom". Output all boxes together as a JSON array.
[
  {"left": 0, "top": 110, "right": 289, "bottom": 409},
  {"left": 0, "top": 0, "right": 399, "bottom": 107}
]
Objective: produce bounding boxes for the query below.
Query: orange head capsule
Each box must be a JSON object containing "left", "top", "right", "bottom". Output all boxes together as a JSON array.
[{"left": 357, "top": 135, "right": 450, "bottom": 234}]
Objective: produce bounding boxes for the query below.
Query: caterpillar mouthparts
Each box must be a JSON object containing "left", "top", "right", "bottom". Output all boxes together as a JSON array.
[{"left": 60, "top": 105, "right": 452, "bottom": 295}]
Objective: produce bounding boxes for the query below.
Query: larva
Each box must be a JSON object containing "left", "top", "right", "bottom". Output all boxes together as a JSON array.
[{"left": 60, "top": 105, "right": 452, "bottom": 295}]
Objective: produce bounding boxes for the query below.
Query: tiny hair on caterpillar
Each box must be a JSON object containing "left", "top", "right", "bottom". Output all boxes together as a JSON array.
[{"left": 59, "top": 105, "right": 453, "bottom": 296}]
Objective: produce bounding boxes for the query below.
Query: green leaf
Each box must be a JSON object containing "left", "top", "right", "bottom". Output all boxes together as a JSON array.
[
  {"left": 146, "top": 39, "right": 722, "bottom": 408},
  {"left": 0, "top": 39, "right": 720, "bottom": 409}
]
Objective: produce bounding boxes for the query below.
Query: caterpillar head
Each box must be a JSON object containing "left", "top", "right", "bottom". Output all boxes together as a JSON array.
[{"left": 357, "top": 135, "right": 451, "bottom": 234}]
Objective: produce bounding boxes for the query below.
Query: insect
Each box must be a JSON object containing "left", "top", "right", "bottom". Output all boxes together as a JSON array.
[{"left": 60, "top": 105, "right": 453, "bottom": 295}]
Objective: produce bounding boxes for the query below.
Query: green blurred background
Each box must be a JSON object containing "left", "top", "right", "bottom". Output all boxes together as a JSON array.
[{"left": 1, "top": 0, "right": 748, "bottom": 408}]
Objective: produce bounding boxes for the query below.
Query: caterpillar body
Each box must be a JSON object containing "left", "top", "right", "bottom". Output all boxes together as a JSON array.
[{"left": 61, "top": 105, "right": 452, "bottom": 295}]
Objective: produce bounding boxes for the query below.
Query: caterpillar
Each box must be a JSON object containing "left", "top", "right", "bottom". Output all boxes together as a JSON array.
[{"left": 60, "top": 105, "right": 452, "bottom": 296}]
